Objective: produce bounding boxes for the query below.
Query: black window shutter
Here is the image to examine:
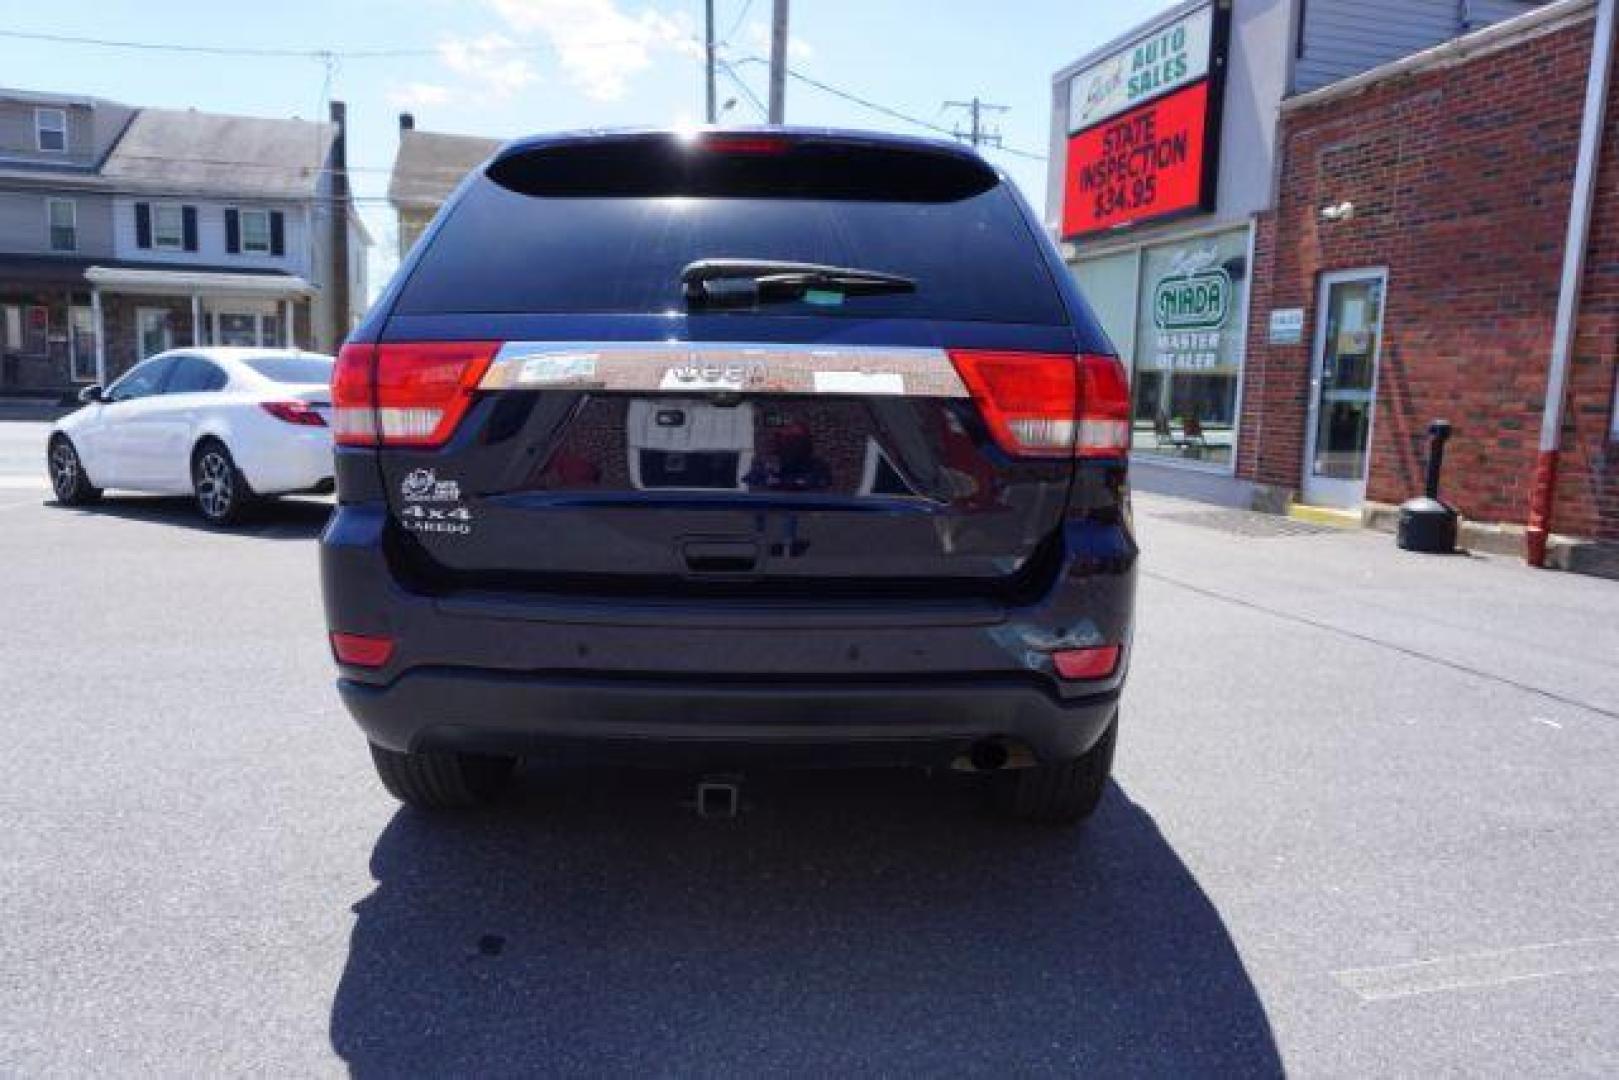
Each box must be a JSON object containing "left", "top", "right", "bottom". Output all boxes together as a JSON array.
[
  {"left": 269, "top": 211, "right": 285, "bottom": 257},
  {"left": 134, "top": 202, "right": 151, "bottom": 248},
  {"left": 182, "top": 206, "right": 198, "bottom": 251},
  {"left": 225, "top": 208, "right": 240, "bottom": 254}
]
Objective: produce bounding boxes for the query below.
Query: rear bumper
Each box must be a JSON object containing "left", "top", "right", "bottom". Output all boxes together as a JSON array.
[
  {"left": 322, "top": 502, "right": 1136, "bottom": 767},
  {"left": 340, "top": 669, "right": 1120, "bottom": 766},
  {"left": 236, "top": 427, "right": 334, "bottom": 495}
]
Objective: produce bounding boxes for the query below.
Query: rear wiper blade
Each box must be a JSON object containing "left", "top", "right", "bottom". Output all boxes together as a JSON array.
[{"left": 681, "top": 258, "right": 916, "bottom": 308}]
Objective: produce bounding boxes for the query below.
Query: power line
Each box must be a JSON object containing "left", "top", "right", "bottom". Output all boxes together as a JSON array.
[
  {"left": 0, "top": 27, "right": 667, "bottom": 60},
  {"left": 724, "top": 0, "right": 757, "bottom": 43},
  {"left": 0, "top": 28, "right": 340, "bottom": 57},
  {"left": 719, "top": 61, "right": 768, "bottom": 120},
  {"left": 732, "top": 56, "right": 1045, "bottom": 161}
]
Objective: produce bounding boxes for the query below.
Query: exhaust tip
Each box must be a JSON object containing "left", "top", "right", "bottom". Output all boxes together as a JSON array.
[{"left": 968, "top": 740, "right": 1010, "bottom": 772}]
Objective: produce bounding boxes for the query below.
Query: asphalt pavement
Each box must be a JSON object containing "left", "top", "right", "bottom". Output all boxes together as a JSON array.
[{"left": 2, "top": 419, "right": 1617, "bottom": 1076}]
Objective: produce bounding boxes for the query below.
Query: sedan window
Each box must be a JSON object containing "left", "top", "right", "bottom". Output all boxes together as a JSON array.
[
  {"left": 106, "top": 357, "right": 176, "bottom": 401},
  {"left": 166, "top": 357, "right": 229, "bottom": 394}
]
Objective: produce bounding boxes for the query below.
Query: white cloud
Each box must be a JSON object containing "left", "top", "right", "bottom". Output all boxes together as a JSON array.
[
  {"left": 388, "top": 82, "right": 454, "bottom": 108},
  {"left": 438, "top": 33, "right": 540, "bottom": 100},
  {"left": 488, "top": 0, "right": 698, "bottom": 101}
]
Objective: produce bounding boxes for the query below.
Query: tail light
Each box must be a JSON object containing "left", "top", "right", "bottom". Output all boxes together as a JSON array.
[
  {"left": 1052, "top": 644, "right": 1120, "bottom": 680},
  {"left": 260, "top": 400, "right": 327, "bottom": 427},
  {"left": 331, "top": 341, "right": 499, "bottom": 448},
  {"left": 332, "top": 343, "right": 377, "bottom": 445},
  {"left": 330, "top": 631, "right": 395, "bottom": 668},
  {"left": 946, "top": 350, "right": 1131, "bottom": 458}
]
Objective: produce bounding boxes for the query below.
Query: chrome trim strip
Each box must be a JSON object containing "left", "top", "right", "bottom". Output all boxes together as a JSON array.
[{"left": 480, "top": 341, "right": 970, "bottom": 398}]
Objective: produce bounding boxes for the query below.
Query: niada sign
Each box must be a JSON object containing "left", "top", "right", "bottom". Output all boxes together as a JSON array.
[
  {"left": 1067, "top": 3, "right": 1216, "bottom": 133},
  {"left": 1154, "top": 267, "right": 1230, "bottom": 331}
]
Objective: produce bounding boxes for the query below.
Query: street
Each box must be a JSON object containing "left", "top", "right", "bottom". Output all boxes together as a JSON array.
[{"left": 2, "top": 418, "right": 1617, "bottom": 1076}]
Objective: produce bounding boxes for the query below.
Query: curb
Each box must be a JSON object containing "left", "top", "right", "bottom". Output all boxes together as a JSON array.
[
  {"left": 1360, "top": 501, "right": 1619, "bottom": 580},
  {"left": 1285, "top": 503, "right": 1362, "bottom": 529}
]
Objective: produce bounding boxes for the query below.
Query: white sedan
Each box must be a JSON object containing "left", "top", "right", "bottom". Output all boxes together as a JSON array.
[{"left": 47, "top": 347, "right": 336, "bottom": 525}]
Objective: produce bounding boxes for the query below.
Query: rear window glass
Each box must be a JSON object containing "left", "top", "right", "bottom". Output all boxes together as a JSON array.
[
  {"left": 244, "top": 356, "right": 332, "bottom": 383},
  {"left": 396, "top": 154, "right": 1067, "bottom": 325}
]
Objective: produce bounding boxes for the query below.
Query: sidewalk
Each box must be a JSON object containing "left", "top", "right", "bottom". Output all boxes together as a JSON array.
[{"left": 0, "top": 398, "right": 71, "bottom": 423}]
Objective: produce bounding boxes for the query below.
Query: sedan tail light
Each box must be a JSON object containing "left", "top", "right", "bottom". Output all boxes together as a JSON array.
[
  {"left": 260, "top": 400, "right": 327, "bottom": 427},
  {"left": 331, "top": 341, "right": 500, "bottom": 448},
  {"left": 946, "top": 351, "right": 1131, "bottom": 458}
]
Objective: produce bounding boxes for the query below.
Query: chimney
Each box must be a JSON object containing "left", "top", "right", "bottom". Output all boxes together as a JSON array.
[
  {"left": 327, "top": 100, "right": 351, "bottom": 351},
  {"left": 399, "top": 112, "right": 415, "bottom": 131}
]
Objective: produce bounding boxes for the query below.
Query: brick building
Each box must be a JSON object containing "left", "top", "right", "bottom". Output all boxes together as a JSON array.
[
  {"left": 1239, "top": 0, "right": 1618, "bottom": 549},
  {"left": 1049, "top": 0, "right": 1618, "bottom": 561}
]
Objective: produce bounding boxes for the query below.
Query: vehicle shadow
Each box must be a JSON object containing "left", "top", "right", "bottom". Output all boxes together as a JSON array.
[
  {"left": 45, "top": 494, "right": 330, "bottom": 539},
  {"left": 329, "top": 768, "right": 1280, "bottom": 1076}
]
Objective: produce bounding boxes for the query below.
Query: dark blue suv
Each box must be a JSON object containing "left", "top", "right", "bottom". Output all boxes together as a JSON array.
[{"left": 321, "top": 128, "right": 1136, "bottom": 823}]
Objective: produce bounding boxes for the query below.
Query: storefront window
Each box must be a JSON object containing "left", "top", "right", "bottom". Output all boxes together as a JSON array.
[
  {"left": 1072, "top": 226, "right": 1249, "bottom": 468},
  {"left": 1131, "top": 228, "right": 1248, "bottom": 467},
  {"left": 1070, "top": 249, "right": 1138, "bottom": 362}
]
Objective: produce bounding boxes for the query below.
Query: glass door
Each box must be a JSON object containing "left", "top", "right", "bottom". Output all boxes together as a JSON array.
[
  {"left": 135, "top": 307, "right": 173, "bottom": 360},
  {"left": 70, "top": 306, "right": 97, "bottom": 382},
  {"left": 1303, "top": 270, "right": 1386, "bottom": 508}
]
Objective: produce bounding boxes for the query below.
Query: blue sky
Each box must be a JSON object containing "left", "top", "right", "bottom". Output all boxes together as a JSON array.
[{"left": 3, "top": 0, "right": 1175, "bottom": 289}]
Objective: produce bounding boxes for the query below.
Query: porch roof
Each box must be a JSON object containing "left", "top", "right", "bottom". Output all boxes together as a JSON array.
[{"left": 83, "top": 266, "right": 314, "bottom": 297}]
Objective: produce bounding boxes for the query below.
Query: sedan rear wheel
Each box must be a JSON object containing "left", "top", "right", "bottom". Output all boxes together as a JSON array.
[
  {"left": 192, "top": 440, "right": 254, "bottom": 526},
  {"left": 48, "top": 436, "right": 101, "bottom": 506}
]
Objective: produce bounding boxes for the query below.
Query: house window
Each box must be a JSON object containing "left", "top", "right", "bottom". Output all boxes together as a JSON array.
[
  {"left": 35, "top": 108, "right": 67, "bottom": 152},
  {"left": 240, "top": 209, "right": 271, "bottom": 254},
  {"left": 152, "top": 204, "right": 185, "bottom": 250},
  {"left": 47, "top": 199, "right": 77, "bottom": 252}
]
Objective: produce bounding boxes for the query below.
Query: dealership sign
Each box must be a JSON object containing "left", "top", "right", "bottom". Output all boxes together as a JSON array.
[
  {"left": 1061, "top": 2, "right": 1227, "bottom": 239},
  {"left": 1067, "top": 4, "right": 1215, "bottom": 131}
]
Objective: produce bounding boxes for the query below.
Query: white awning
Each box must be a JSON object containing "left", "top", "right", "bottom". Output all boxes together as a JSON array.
[{"left": 84, "top": 266, "right": 315, "bottom": 297}]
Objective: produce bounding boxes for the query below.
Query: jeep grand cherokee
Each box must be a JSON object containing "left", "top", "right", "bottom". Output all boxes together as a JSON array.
[{"left": 320, "top": 128, "right": 1136, "bottom": 823}]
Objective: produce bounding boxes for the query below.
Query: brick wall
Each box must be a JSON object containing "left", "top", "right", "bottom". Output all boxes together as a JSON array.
[{"left": 1239, "top": 14, "right": 1619, "bottom": 541}]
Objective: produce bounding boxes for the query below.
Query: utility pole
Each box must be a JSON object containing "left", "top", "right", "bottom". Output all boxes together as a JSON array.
[
  {"left": 943, "top": 98, "right": 1009, "bottom": 149},
  {"left": 704, "top": 0, "right": 717, "bottom": 123},
  {"left": 768, "top": 0, "right": 789, "bottom": 124}
]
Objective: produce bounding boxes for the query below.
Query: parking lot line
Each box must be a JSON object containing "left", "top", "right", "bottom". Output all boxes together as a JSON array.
[{"left": 1333, "top": 935, "right": 1619, "bottom": 1001}]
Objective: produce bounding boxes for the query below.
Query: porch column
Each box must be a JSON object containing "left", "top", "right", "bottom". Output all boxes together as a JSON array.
[
  {"left": 90, "top": 288, "right": 106, "bottom": 387},
  {"left": 191, "top": 294, "right": 202, "bottom": 346},
  {"left": 284, "top": 299, "right": 295, "bottom": 349},
  {"left": 65, "top": 289, "right": 76, "bottom": 381}
]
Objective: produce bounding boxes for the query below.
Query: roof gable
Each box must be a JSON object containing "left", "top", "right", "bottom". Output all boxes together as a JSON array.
[
  {"left": 102, "top": 107, "right": 335, "bottom": 199},
  {"left": 389, "top": 129, "right": 502, "bottom": 207}
]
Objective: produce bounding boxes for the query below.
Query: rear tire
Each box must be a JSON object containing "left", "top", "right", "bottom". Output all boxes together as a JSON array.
[
  {"left": 994, "top": 714, "right": 1117, "bottom": 824},
  {"left": 48, "top": 436, "right": 101, "bottom": 505},
  {"left": 191, "top": 439, "right": 254, "bottom": 526},
  {"left": 368, "top": 743, "right": 517, "bottom": 810}
]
